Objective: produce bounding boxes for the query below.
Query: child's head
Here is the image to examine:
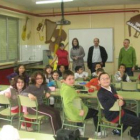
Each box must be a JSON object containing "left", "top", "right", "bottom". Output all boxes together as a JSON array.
[
  {"left": 12, "top": 76, "right": 26, "bottom": 91},
  {"left": 96, "top": 68, "right": 104, "bottom": 77},
  {"left": 59, "top": 65, "right": 65, "bottom": 73},
  {"left": 63, "top": 70, "right": 75, "bottom": 86},
  {"left": 15, "top": 65, "right": 26, "bottom": 75},
  {"left": 44, "top": 65, "right": 53, "bottom": 74},
  {"left": 75, "top": 66, "right": 83, "bottom": 74},
  {"left": 95, "top": 63, "right": 102, "bottom": 71},
  {"left": 59, "top": 43, "right": 65, "bottom": 50},
  {"left": 31, "top": 71, "right": 46, "bottom": 85},
  {"left": 52, "top": 70, "right": 59, "bottom": 80},
  {"left": 119, "top": 64, "right": 126, "bottom": 73},
  {"left": 98, "top": 72, "right": 110, "bottom": 88}
]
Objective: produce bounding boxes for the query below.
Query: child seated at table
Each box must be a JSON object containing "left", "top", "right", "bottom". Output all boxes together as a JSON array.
[
  {"left": 44, "top": 65, "right": 53, "bottom": 83},
  {"left": 85, "top": 68, "right": 104, "bottom": 91},
  {"left": 60, "top": 70, "right": 101, "bottom": 136},
  {"left": 114, "top": 64, "right": 131, "bottom": 82},
  {"left": 7, "top": 64, "right": 29, "bottom": 86},
  {"left": 0, "top": 76, "right": 32, "bottom": 131},
  {"left": 58, "top": 65, "right": 65, "bottom": 78},
  {"left": 48, "top": 70, "right": 61, "bottom": 89},
  {"left": 92, "top": 63, "right": 102, "bottom": 78},
  {"left": 74, "top": 66, "right": 88, "bottom": 81},
  {"left": 97, "top": 72, "right": 140, "bottom": 139}
]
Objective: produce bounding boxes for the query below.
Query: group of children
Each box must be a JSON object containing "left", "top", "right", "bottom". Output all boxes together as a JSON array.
[{"left": 1, "top": 62, "right": 140, "bottom": 139}]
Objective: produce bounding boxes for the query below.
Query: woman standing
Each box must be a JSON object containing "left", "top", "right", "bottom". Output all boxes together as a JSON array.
[
  {"left": 22, "top": 71, "right": 62, "bottom": 135},
  {"left": 70, "top": 38, "right": 85, "bottom": 71},
  {"left": 51, "top": 43, "right": 69, "bottom": 70}
]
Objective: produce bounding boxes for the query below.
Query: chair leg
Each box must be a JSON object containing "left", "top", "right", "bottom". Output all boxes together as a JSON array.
[{"left": 120, "top": 125, "right": 123, "bottom": 140}]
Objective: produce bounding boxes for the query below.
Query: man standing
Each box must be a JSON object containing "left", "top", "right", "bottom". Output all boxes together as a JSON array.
[
  {"left": 118, "top": 39, "right": 136, "bottom": 76},
  {"left": 87, "top": 38, "right": 108, "bottom": 73}
]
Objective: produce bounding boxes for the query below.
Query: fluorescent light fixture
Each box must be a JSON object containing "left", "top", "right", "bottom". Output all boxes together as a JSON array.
[{"left": 36, "top": 0, "right": 73, "bottom": 4}]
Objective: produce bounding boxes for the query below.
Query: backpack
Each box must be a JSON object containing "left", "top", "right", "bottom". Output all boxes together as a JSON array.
[{"left": 54, "top": 129, "right": 80, "bottom": 140}]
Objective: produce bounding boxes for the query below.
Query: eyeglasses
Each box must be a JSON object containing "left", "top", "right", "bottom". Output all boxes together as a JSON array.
[
  {"left": 100, "top": 78, "right": 110, "bottom": 81},
  {"left": 36, "top": 78, "right": 43, "bottom": 80}
]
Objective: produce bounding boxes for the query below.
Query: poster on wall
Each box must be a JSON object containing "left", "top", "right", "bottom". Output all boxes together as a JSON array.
[{"left": 127, "top": 14, "right": 140, "bottom": 38}]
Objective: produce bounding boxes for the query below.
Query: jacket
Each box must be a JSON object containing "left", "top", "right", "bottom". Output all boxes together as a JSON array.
[
  {"left": 87, "top": 46, "right": 108, "bottom": 69},
  {"left": 60, "top": 83, "right": 88, "bottom": 121}
]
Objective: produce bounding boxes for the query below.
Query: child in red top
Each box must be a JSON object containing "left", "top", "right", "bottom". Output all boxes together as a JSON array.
[
  {"left": 51, "top": 43, "right": 69, "bottom": 70},
  {"left": 85, "top": 68, "right": 104, "bottom": 90}
]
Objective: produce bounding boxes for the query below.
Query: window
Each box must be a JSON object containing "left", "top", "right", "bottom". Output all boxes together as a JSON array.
[{"left": 0, "top": 16, "right": 19, "bottom": 63}]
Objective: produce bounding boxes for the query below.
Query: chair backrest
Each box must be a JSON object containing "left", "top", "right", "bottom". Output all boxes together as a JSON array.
[
  {"left": 98, "top": 99, "right": 120, "bottom": 111},
  {"left": 18, "top": 95, "right": 38, "bottom": 108},
  {"left": 97, "top": 98, "right": 121, "bottom": 124},
  {"left": 56, "top": 81, "right": 62, "bottom": 89},
  {"left": 0, "top": 95, "right": 10, "bottom": 105},
  {"left": 75, "top": 78, "right": 84, "bottom": 81},
  {"left": 121, "top": 81, "right": 137, "bottom": 91},
  {"left": 129, "top": 76, "right": 138, "bottom": 82}
]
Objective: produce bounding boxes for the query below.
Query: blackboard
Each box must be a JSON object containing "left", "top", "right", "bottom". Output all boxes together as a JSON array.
[{"left": 69, "top": 28, "right": 113, "bottom": 62}]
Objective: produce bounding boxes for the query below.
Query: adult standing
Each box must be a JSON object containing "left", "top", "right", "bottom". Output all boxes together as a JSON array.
[
  {"left": 87, "top": 38, "right": 108, "bottom": 73},
  {"left": 51, "top": 43, "right": 69, "bottom": 70},
  {"left": 118, "top": 39, "right": 136, "bottom": 76},
  {"left": 70, "top": 38, "right": 85, "bottom": 71}
]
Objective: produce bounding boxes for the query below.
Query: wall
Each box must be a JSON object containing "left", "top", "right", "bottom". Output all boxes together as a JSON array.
[{"left": 0, "top": 2, "right": 140, "bottom": 75}]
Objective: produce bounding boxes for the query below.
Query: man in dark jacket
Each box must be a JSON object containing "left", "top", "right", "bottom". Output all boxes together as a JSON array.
[{"left": 87, "top": 38, "right": 108, "bottom": 73}]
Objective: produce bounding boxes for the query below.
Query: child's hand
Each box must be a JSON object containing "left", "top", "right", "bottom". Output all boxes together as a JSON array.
[
  {"left": 24, "top": 112, "right": 29, "bottom": 115},
  {"left": 76, "top": 90, "right": 80, "bottom": 94},
  {"left": 60, "top": 80, "right": 64, "bottom": 83},
  {"left": 79, "top": 110, "right": 84, "bottom": 116},
  {"left": 5, "top": 92, "right": 11, "bottom": 98},
  {"left": 117, "top": 95, "right": 123, "bottom": 100},
  {"left": 90, "top": 86, "right": 97, "bottom": 90},
  {"left": 118, "top": 99, "right": 124, "bottom": 106},
  {"left": 28, "top": 94, "right": 36, "bottom": 100},
  {"left": 46, "top": 93, "right": 50, "bottom": 98}
]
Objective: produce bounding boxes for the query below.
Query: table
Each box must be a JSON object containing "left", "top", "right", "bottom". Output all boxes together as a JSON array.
[
  {"left": 19, "top": 130, "right": 54, "bottom": 140},
  {"left": 0, "top": 85, "right": 9, "bottom": 91},
  {"left": 51, "top": 89, "right": 140, "bottom": 116},
  {"left": 27, "top": 65, "right": 45, "bottom": 70},
  {"left": 0, "top": 128, "right": 96, "bottom": 140}
]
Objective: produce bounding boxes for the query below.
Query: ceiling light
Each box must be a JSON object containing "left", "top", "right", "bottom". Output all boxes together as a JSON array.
[{"left": 36, "top": 0, "right": 73, "bottom": 4}]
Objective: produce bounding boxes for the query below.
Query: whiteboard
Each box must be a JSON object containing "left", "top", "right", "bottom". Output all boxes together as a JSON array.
[{"left": 69, "top": 28, "right": 113, "bottom": 62}]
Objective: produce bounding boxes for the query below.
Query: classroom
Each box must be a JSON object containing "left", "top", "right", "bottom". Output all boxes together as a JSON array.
[{"left": 0, "top": 0, "right": 140, "bottom": 140}]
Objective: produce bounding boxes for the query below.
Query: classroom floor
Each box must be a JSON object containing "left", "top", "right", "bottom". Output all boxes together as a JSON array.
[{"left": 0, "top": 116, "right": 133, "bottom": 140}]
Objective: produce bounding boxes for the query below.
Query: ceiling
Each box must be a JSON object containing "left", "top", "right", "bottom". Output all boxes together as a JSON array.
[{"left": 2, "top": 0, "right": 140, "bottom": 10}]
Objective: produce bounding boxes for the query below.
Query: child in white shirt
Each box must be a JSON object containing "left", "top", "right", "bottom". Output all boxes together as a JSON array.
[
  {"left": 74, "top": 66, "right": 88, "bottom": 80},
  {"left": 114, "top": 64, "right": 131, "bottom": 82},
  {"left": 92, "top": 63, "right": 102, "bottom": 78}
]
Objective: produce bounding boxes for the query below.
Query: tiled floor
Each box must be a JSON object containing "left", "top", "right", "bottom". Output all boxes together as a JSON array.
[{"left": 0, "top": 116, "right": 134, "bottom": 140}]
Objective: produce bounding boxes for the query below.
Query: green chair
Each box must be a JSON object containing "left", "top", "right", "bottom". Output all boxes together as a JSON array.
[
  {"left": 121, "top": 81, "right": 138, "bottom": 115},
  {"left": 129, "top": 76, "right": 138, "bottom": 82},
  {"left": 61, "top": 98, "right": 86, "bottom": 136},
  {"left": 121, "top": 81, "right": 137, "bottom": 91},
  {"left": 18, "top": 95, "right": 45, "bottom": 132},
  {"left": 0, "top": 95, "right": 18, "bottom": 125},
  {"left": 97, "top": 99, "right": 131, "bottom": 140}
]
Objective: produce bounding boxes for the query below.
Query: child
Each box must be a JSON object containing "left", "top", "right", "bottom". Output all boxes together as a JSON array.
[
  {"left": 22, "top": 71, "right": 62, "bottom": 135},
  {"left": 48, "top": 70, "right": 61, "bottom": 88},
  {"left": 0, "top": 76, "right": 32, "bottom": 131},
  {"left": 44, "top": 65, "right": 53, "bottom": 83},
  {"left": 114, "top": 64, "right": 131, "bottom": 82},
  {"left": 97, "top": 72, "right": 140, "bottom": 139},
  {"left": 85, "top": 68, "right": 104, "bottom": 90},
  {"left": 92, "top": 63, "right": 102, "bottom": 78},
  {"left": 74, "top": 66, "right": 88, "bottom": 81},
  {"left": 58, "top": 65, "right": 65, "bottom": 78},
  {"left": 7, "top": 65, "right": 29, "bottom": 86},
  {"left": 60, "top": 70, "right": 101, "bottom": 135}
]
